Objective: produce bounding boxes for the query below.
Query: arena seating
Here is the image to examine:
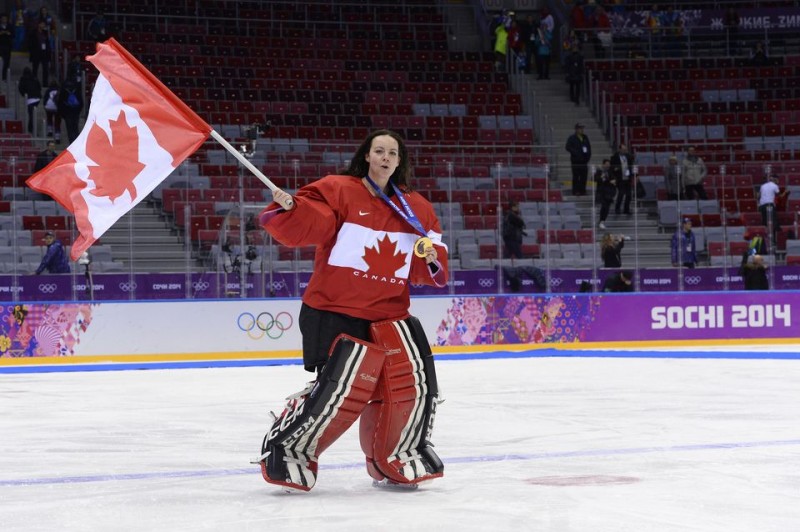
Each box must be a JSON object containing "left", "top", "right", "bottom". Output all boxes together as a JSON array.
[
  {"left": 2, "top": 1, "right": 790, "bottom": 274},
  {"left": 50, "top": 0, "right": 555, "bottom": 271},
  {"left": 586, "top": 54, "right": 800, "bottom": 266}
]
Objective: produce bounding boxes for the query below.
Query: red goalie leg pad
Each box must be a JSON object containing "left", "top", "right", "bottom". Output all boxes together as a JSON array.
[
  {"left": 359, "top": 316, "right": 444, "bottom": 485},
  {"left": 260, "top": 334, "right": 386, "bottom": 491}
]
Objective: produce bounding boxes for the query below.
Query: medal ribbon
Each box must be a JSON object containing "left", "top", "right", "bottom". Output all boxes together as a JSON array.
[{"left": 364, "top": 175, "right": 427, "bottom": 238}]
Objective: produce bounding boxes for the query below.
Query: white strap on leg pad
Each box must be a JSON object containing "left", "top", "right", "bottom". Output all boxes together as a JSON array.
[
  {"left": 360, "top": 316, "right": 444, "bottom": 484},
  {"left": 259, "top": 334, "right": 386, "bottom": 490}
]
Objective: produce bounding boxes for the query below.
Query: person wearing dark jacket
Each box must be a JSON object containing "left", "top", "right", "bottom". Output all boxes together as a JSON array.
[
  {"left": 740, "top": 253, "right": 769, "bottom": 290},
  {"left": 58, "top": 80, "right": 84, "bottom": 143},
  {"left": 28, "top": 20, "right": 52, "bottom": 86},
  {"left": 603, "top": 270, "right": 633, "bottom": 292},
  {"left": 611, "top": 143, "right": 635, "bottom": 215},
  {"left": 565, "top": 46, "right": 585, "bottom": 106},
  {"left": 594, "top": 158, "right": 616, "bottom": 229},
  {"left": 565, "top": 123, "right": 591, "bottom": 196},
  {"left": 502, "top": 201, "right": 527, "bottom": 259},
  {"left": 35, "top": 231, "right": 71, "bottom": 274},
  {"left": 18, "top": 67, "right": 42, "bottom": 134},
  {"left": 66, "top": 53, "right": 84, "bottom": 84},
  {"left": 0, "top": 15, "right": 12, "bottom": 82},
  {"left": 33, "top": 140, "right": 57, "bottom": 173},
  {"left": 600, "top": 233, "right": 626, "bottom": 268}
]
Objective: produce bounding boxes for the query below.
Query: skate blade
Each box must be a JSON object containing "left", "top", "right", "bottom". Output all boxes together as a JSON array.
[{"left": 372, "top": 479, "right": 419, "bottom": 491}]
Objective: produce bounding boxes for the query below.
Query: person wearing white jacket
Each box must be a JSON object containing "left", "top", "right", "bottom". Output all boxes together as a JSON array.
[{"left": 681, "top": 146, "right": 708, "bottom": 200}]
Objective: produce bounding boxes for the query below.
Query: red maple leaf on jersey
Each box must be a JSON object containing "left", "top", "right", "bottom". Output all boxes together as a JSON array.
[
  {"left": 362, "top": 234, "right": 409, "bottom": 276},
  {"left": 87, "top": 111, "right": 145, "bottom": 202}
]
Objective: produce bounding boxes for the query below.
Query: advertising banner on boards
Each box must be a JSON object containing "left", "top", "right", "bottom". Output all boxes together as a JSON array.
[{"left": 1, "top": 292, "right": 796, "bottom": 361}]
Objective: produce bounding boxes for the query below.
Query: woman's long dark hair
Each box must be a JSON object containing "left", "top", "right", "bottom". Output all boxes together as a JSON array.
[{"left": 339, "top": 129, "right": 412, "bottom": 191}]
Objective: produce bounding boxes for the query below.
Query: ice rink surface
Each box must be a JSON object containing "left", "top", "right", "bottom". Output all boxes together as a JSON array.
[{"left": 3, "top": 347, "right": 800, "bottom": 532}]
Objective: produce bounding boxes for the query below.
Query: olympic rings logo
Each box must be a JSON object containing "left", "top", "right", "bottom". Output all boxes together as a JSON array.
[
  {"left": 237, "top": 311, "right": 294, "bottom": 340},
  {"left": 38, "top": 283, "right": 57, "bottom": 294},
  {"left": 119, "top": 282, "right": 137, "bottom": 292},
  {"left": 192, "top": 281, "right": 210, "bottom": 291},
  {"left": 269, "top": 280, "right": 286, "bottom": 291},
  {"left": 685, "top": 276, "right": 701, "bottom": 285},
  {"left": 550, "top": 277, "right": 563, "bottom": 287},
  {"left": 478, "top": 278, "right": 494, "bottom": 288}
]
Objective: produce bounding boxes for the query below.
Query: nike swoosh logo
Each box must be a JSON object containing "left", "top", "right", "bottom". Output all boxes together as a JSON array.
[{"left": 359, "top": 211, "right": 370, "bottom": 216}]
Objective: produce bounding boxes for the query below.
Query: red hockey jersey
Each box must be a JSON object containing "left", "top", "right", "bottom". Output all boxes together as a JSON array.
[{"left": 259, "top": 175, "right": 449, "bottom": 321}]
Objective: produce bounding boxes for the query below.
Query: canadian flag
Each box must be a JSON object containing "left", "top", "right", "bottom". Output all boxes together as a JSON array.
[{"left": 27, "top": 38, "right": 212, "bottom": 261}]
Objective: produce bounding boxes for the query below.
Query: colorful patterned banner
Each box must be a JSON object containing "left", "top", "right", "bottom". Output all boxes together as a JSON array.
[
  {"left": 0, "top": 303, "right": 95, "bottom": 357},
  {"left": 434, "top": 291, "right": 799, "bottom": 345}
]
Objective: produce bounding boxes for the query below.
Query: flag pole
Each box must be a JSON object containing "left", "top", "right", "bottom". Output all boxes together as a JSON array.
[{"left": 209, "top": 129, "right": 293, "bottom": 207}]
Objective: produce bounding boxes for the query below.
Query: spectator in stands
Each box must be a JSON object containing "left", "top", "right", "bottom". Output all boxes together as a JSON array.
[
  {"left": 570, "top": 2, "right": 588, "bottom": 45},
  {"left": 758, "top": 174, "right": 782, "bottom": 237},
  {"left": 508, "top": 19, "right": 523, "bottom": 52},
  {"left": 602, "top": 270, "right": 633, "bottom": 292},
  {"left": 681, "top": 146, "right": 707, "bottom": 200},
  {"left": 28, "top": 19, "right": 51, "bottom": 86},
  {"left": 518, "top": 14, "right": 535, "bottom": 75},
  {"left": 42, "top": 81, "right": 61, "bottom": 141},
  {"left": 491, "top": 8, "right": 514, "bottom": 33},
  {"left": 35, "top": 5, "right": 56, "bottom": 49},
  {"left": 35, "top": 231, "right": 71, "bottom": 275},
  {"left": 592, "top": 5, "right": 612, "bottom": 59},
  {"left": 671, "top": 217, "right": 698, "bottom": 268},
  {"left": 566, "top": 123, "right": 591, "bottom": 196},
  {"left": 66, "top": 53, "right": 84, "bottom": 84},
  {"left": 33, "top": 140, "right": 57, "bottom": 173},
  {"left": 646, "top": 4, "right": 662, "bottom": 57},
  {"left": 11, "top": 1, "right": 26, "bottom": 52},
  {"left": 533, "top": 22, "right": 552, "bottom": 80},
  {"left": 750, "top": 41, "right": 769, "bottom": 66},
  {"left": 746, "top": 232, "right": 767, "bottom": 256},
  {"left": 582, "top": 0, "right": 597, "bottom": 22},
  {"left": 662, "top": 6, "right": 683, "bottom": 58},
  {"left": 663, "top": 155, "right": 682, "bottom": 200},
  {"left": 540, "top": 7, "right": 554, "bottom": 33},
  {"left": 601, "top": 233, "right": 626, "bottom": 268},
  {"left": 0, "top": 15, "right": 11, "bottom": 82},
  {"left": 87, "top": 9, "right": 110, "bottom": 43},
  {"left": 611, "top": 143, "right": 634, "bottom": 215},
  {"left": 740, "top": 254, "right": 768, "bottom": 291},
  {"left": 18, "top": 66, "right": 41, "bottom": 134},
  {"left": 493, "top": 17, "right": 509, "bottom": 73},
  {"left": 562, "top": 28, "right": 580, "bottom": 65},
  {"left": 609, "top": 0, "right": 626, "bottom": 15},
  {"left": 502, "top": 201, "right": 527, "bottom": 259},
  {"left": 724, "top": 7, "right": 740, "bottom": 55},
  {"left": 58, "top": 78, "right": 83, "bottom": 143},
  {"left": 594, "top": 158, "right": 616, "bottom": 229},
  {"left": 565, "top": 44, "right": 585, "bottom": 106}
]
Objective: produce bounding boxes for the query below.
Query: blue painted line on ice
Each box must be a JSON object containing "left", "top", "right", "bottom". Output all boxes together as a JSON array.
[
  {"left": 3, "top": 348, "right": 800, "bottom": 374},
  {"left": 2, "top": 438, "right": 799, "bottom": 487}
]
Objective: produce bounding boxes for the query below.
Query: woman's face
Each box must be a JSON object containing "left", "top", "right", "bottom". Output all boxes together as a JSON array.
[{"left": 364, "top": 134, "right": 400, "bottom": 182}]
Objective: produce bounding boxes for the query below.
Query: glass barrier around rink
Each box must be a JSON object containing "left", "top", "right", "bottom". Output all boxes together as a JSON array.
[
  {"left": 3, "top": 139, "right": 799, "bottom": 302},
  {"left": 0, "top": 146, "right": 181, "bottom": 303}
]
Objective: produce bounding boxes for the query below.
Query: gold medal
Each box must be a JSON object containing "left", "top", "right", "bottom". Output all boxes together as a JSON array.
[{"left": 414, "top": 237, "right": 433, "bottom": 258}]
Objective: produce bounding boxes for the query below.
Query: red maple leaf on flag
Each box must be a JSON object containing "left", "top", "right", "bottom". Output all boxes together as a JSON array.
[
  {"left": 362, "top": 234, "right": 409, "bottom": 276},
  {"left": 86, "top": 111, "right": 145, "bottom": 202}
]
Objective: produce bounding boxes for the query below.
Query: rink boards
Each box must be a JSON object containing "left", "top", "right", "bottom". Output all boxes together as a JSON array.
[{"left": 1, "top": 290, "right": 799, "bottom": 370}]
